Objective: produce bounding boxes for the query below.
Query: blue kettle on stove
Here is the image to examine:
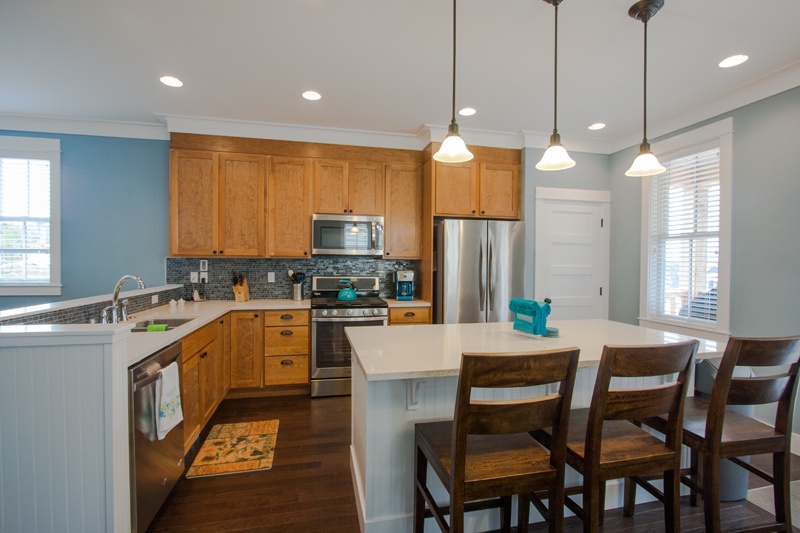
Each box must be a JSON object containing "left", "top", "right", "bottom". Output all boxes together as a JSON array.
[{"left": 337, "top": 279, "right": 357, "bottom": 301}]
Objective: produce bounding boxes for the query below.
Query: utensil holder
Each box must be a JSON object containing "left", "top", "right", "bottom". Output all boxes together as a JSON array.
[{"left": 292, "top": 284, "right": 303, "bottom": 301}]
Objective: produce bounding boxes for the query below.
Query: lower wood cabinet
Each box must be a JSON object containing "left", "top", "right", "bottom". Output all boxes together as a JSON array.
[
  {"left": 180, "top": 319, "right": 223, "bottom": 454},
  {"left": 230, "top": 311, "right": 264, "bottom": 389},
  {"left": 264, "top": 310, "right": 309, "bottom": 386},
  {"left": 389, "top": 306, "right": 431, "bottom": 325}
]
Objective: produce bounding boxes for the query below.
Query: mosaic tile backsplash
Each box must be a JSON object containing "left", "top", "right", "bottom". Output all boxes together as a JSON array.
[{"left": 166, "top": 257, "right": 418, "bottom": 301}]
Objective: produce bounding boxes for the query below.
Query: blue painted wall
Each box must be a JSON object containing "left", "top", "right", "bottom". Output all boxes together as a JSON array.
[{"left": 0, "top": 131, "right": 170, "bottom": 311}]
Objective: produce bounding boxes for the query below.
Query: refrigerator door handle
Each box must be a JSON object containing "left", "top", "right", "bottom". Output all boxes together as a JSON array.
[
  {"left": 479, "top": 239, "right": 485, "bottom": 312},
  {"left": 488, "top": 240, "right": 494, "bottom": 311}
]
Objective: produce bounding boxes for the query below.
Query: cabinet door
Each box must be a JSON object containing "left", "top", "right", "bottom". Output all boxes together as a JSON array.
[
  {"left": 384, "top": 164, "right": 422, "bottom": 259},
  {"left": 349, "top": 162, "right": 384, "bottom": 215},
  {"left": 479, "top": 163, "right": 520, "bottom": 218},
  {"left": 219, "top": 153, "right": 266, "bottom": 256},
  {"left": 230, "top": 311, "right": 264, "bottom": 389},
  {"left": 181, "top": 351, "right": 202, "bottom": 454},
  {"left": 434, "top": 161, "right": 478, "bottom": 216},
  {"left": 268, "top": 157, "right": 313, "bottom": 258},
  {"left": 199, "top": 338, "right": 220, "bottom": 423},
  {"left": 389, "top": 306, "right": 431, "bottom": 325},
  {"left": 220, "top": 314, "right": 231, "bottom": 397},
  {"left": 170, "top": 150, "right": 219, "bottom": 255},
  {"left": 314, "top": 160, "right": 349, "bottom": 214}
]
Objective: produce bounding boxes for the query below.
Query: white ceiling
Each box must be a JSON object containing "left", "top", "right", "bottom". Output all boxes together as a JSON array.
[{"left": 2, "top": 0, "right": 800, "bottom": 153}]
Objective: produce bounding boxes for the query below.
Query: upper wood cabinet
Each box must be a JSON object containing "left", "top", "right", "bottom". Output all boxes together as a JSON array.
[
  {"left": 170, "top": 150, "right": 266, "bottom": 256},
  {"left": 314, "top": 160, "right": 384, "bottom": 215},
  {"left": 433, "top": 160, "right": 519, "bottom": 219},
  {"left": 269, "top": 156, "right": 313, "bottom": 258},
  {"left": 384, "top": 163, "right": 423, "bottom": 259}
]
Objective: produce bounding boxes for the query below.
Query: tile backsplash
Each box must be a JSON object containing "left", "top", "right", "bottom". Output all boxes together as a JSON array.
[{"left": 167, "top": 257, "right": 417, "bottom": 301}]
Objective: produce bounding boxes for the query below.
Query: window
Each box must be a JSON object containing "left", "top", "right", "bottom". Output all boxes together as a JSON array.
[
  {"left": 639, "top": 119, "right": 732, "bottom": 340},
  {"left": 0, "top": 136, "right": 61, "bottom": 296}
]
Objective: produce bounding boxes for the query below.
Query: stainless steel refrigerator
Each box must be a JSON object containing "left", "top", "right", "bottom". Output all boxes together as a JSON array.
[{"left": 434, "top": 219, "right": 525, "bottom": 324}]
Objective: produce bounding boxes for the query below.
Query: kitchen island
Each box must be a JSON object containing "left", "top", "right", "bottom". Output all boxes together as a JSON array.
[{"left": 345, "top": 319, "right": 722, "bottom": 533}]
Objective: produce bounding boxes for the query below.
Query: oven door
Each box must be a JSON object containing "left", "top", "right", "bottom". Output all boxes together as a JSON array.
[{"left": 311, "top": 316, "right": 387, "bottom": 379}]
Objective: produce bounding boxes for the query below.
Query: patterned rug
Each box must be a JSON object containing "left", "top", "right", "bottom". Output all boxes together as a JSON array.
[{"left": 186, "top": 420, "right": 279, "bottom": 478}]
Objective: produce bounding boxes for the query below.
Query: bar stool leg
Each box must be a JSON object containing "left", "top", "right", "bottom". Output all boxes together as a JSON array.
[
  {"left": 664, "top": 469, "right": 680, "bottom": 533},
  {"left": 702, "top": 454, "right": 722, "bottom": 533},
  {"left": 773, "top": 451, "right": 791, "bottom": 527},
  {"left": 413, "top": 444, "right": 427, "bottom": 533},
  {"left": 583, "top": 474, "right": 602, "bottom": 533}
]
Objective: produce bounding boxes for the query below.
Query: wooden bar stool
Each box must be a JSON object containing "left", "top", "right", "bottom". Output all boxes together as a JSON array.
[
  {"left": 413, "top": 348, "right": 580, "bottom": 533},
  {"left": 624, "top": 335, "right": 800, "bottom": 533},
  {"left": 531, "top": 340, "right": 698, "bottom": 533}
]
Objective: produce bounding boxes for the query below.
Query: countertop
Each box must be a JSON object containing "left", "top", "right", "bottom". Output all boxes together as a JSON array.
[{"left": 345, "top": 319, "right": 723, "bottom": 382}]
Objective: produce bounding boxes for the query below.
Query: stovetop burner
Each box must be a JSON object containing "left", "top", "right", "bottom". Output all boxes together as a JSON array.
[
  {"left": 311, "top": 296, "right": 388, "bottom": 309},
  {"left": 310, "top": 275, "right": 388, "bottom": 311}
]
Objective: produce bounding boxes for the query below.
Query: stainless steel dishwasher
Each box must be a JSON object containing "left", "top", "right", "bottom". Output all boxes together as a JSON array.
[{"left": 128, "top": 342, "right": 184, "bottom": 533}]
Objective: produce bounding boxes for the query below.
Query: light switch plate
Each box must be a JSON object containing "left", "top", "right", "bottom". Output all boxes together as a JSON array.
[
  {"left": 267, "top": 272, "right": 275, "bottom": 283},
  {"left": 151, "top": 294, "right": 159, "bottom": 304},
  {"left": 199, "top": 272, "right": 208, "bottom": 283},
  {"left": 199, "top": 260, "right": 208, "bottom": 272},
  {"left": 190, "top": 272, "right": 199, "bottom": 283}
]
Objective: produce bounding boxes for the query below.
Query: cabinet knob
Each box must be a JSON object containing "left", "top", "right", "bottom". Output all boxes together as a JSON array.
[
  {"left": 348, "top": 209, "right": 353, "bottom": 213},
  {"left": 280, "top": 314, "right": 293, "bottom": 320},
  {"left": 343, "top": 209, "right": 348, "bottom": 213},
  {"left": 385, "top": 252, "right": 390, "bottom": 256},
  {"left": 254, "top": 313, "right": 259, "bottom": 318},
  {"left": 481, "top": 210, "right": 485, "bottom": 215},
  {"left": 219, "top": 250, "right": 224, "bottom": 254},
  {"left": 213, "top": 250, "right": 218, "bottom": 254},
  {"left": 404, "top": 312, "right": 416, "bottom": 317},
  {"left": 280, "top": 330, "right": 293, "bottom": 336},
  {"left": 200, "top": 351, "right": 207, "bottom": 359},
  {"left": 304, "top": 251, "right": 308, "bottom": 256},
  {"left": 471, "top": 210, "right": 476, "bottom": 214},
  {"left": 280, "top": 359, "right": 293, "bottom": 366}
]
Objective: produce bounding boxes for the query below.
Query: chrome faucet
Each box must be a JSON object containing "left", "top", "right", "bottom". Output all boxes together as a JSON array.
[{"left": 101, "top": 275, "right": 146, "bottom": 324}]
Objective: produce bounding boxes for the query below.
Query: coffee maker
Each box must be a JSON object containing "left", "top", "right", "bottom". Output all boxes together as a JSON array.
[{"left": 394, "top": 270, "right": 414, "bottom": 301}]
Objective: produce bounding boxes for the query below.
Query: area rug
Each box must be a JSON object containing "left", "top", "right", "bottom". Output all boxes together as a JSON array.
[
  {"left": 746, "top": 479, "right": 800, "bottom": 519},
  {"left": 186, "top": 420, "right": 279, "bottom": 478}
]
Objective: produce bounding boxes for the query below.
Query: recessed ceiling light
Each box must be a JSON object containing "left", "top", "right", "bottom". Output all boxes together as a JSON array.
[
  {"left": 458, "top": 107, "right": 476, "bottom": 117},
  {"left": 588, "top": 123, "right": 606, "bottom": 130},
  {"left": 719, "top": 54, "right": 748, "bottom": 68},
  {"left": 160, "top": 76, "right": 183, "bottom": 88},
  {"left": 302, "top": 90, "right": 322, "bottom": 101}
]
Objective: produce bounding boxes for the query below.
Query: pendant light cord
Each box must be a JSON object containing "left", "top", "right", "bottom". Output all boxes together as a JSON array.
[
  {"left": 642, "top": 18, "right": 648, "bottom": 144},
  {"left": 552, "top": 1, "right": 559, "bottom": 133},
  {"left": 450, "top": 0, "right": 457, "bottom": 124}
]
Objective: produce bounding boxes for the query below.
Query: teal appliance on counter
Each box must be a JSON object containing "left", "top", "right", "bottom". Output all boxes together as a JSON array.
[
  {"left": 337, "top": 279, "right": 357, "bottom": 301},
  {"left": 394, "top": 270, "right": 414, "bottom": 301}
]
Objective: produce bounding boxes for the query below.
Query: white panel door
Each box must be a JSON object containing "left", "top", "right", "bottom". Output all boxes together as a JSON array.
[{"left": 535, "top": 188, "right": 610, "bottom": 320}]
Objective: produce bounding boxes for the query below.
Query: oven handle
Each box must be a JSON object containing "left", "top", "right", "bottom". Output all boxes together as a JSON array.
[{"left": 311, "top": 315, "right": 388, "bottom": 324}]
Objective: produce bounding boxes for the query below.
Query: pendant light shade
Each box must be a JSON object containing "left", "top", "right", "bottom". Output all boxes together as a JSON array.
[
  {"left": 433, "top": 0, "right": 473, "bottom": 163},
  {"left": 536, "top": 0, "right": 575, "bottom": 171},
  {"left": 625, "top": 0, "right": 665, "bottom": 177}
]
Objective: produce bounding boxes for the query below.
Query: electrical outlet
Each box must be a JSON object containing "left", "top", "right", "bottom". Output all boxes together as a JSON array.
[
  {"left": 151, "top": 294, "right": 159, "bottom": 304},
  {"left": 199, "top": 260, "right": 208, "bottom": 272},
  {"left": 268, "top": 272, "right": 275, "bottom": 283},
  {"left": 190, "top": 272, "right": 199, "bottom": 283},
  {"left": 199, "top": 272, "right": 208, "bottom": 283}
]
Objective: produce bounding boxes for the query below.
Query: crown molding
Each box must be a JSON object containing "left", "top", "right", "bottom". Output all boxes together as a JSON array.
[{"left": 0, "top": 113, "right": 169, "bottom": 140}]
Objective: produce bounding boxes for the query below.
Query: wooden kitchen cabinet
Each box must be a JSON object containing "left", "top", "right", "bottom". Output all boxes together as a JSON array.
[
  {"left": 389, "top": 306, "right": 431, "bottom": 325},
  {"left": 219, "top": 314, "right": 231, "bottom": 397},
  {"left": 268, "top": 156, "right": 313, "bottom": 258},
  {"left": 314, "top": 160, "right": 384, "bottom": 215},
  {"left": 384, "top": 163, "right": 422, "bottom": 259},
  {"left": 180, "top": 319, "right": 223, "bottom": 454},
  {"left": 170, "top": 150, "right": 266, "bottom": 257},
  {"left": 230, "top": 311, "right": 264, "bottom": 388},
  {"left": 433, "top": 160, "right": 519, "bottom": 219},
  {"left": 263, "top": 310, "right": 309, "bottom": 386}
]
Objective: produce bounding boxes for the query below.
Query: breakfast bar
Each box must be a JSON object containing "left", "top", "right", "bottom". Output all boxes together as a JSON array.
[{"left": 346, "top": 319, "right": 722, "bottom": 533}]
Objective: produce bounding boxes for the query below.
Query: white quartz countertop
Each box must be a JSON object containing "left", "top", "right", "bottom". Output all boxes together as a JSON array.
[{"left": 346, "top": 319, "right": 723, "bottom": 381}]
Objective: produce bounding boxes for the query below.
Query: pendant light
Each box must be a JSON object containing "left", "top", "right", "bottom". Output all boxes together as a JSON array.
[
  {"left": 433, "top": 0, "right": 474, "bottom": 163},
  {"left": 536, "top": 0, "right": 576, "bottom": 171},
  {"left": 625, "top": 0, "right": 666, "bottom": 177}
]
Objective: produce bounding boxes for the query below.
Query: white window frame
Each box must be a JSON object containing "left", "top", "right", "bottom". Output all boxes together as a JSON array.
[
  {"left": 0, "top": 136, "right": 62, "bottom": 296},
  {"left": 639, "top": 118, "right": 732, "bottom": 343}
]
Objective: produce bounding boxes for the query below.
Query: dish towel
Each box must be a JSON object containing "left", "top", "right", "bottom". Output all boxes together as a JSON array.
[{"left": 156, "top": 361, "right": 184, "bottom": 440}]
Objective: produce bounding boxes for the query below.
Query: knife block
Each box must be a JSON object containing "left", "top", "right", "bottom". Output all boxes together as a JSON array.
[{"left": 233, "top": 279, "right": 250, "bottom": 302}]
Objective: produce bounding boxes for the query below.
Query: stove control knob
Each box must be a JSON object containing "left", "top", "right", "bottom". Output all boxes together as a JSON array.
[
  {"left": 373, "top": 309, "right": 380, "bottom": 316},
  {"left": 346, "top": 309, "right": 354, "bottom": 316},
  {"left": 331, "top": 309, "right": 338, "bottom": 316},
  {"left": 321, "top": 310, "right": 328, "bottom": 317},
  {"left": 362, "top": 309, "right": 370, "bottom": 316}
]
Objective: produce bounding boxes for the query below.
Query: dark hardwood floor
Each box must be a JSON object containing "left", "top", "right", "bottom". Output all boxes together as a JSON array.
[{"left": 148, "top": 395, "right": 798, "bottom": 532}]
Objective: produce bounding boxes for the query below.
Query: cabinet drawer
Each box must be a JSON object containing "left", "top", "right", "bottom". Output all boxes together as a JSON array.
[
  {"left": 264, "top": 326, "right": 309, "bottom": 355},
  {"left": 181, "top": 321, "right": 219, "bottom": 360},
  {"left": 389, "top": 306, "right": 431, "bottom": 325},
  {"left": 264, "top": 355, "right": 309, "bottom": 386},
  {"left": 262, "top": 310, "right": 309, "bottom": 327}
]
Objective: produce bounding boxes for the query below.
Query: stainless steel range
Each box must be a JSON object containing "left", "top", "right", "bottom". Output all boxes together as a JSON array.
[{"left": 310, "top": 276, "right": 388, "bottom": 397}]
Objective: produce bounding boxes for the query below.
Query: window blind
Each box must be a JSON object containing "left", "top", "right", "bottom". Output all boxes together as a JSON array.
[
  {"left": 647, "top": 147, "right": 720, "bottom": 323},
  {"left": 0, "top": 157, "right": 52, "bottom": 283}
]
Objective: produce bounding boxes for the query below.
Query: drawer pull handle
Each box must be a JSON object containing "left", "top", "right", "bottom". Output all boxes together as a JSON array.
[
  {"left": 280, "top": 314, "right": 293, "bottom": 320},
  {"left": 280, "top": 359, "right": 293, "bottom": 366},
  {"left": 280, "top": 330, "right": 293, "bottom": 336},
  {"left": 200, "top": 351, "right": 208, "bottom": 359},
  {"left": 404, "top": 312, "right": 416, "bottom": 317}
]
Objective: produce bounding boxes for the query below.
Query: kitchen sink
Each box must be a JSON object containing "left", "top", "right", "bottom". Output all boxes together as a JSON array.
[{"left": 130, "top": 318, "right": 196, "bottom": 332}]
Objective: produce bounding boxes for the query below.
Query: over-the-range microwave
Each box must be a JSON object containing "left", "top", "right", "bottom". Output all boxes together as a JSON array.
[{"left": 311, "top": 214, "right": 384, "bottom": 257}]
